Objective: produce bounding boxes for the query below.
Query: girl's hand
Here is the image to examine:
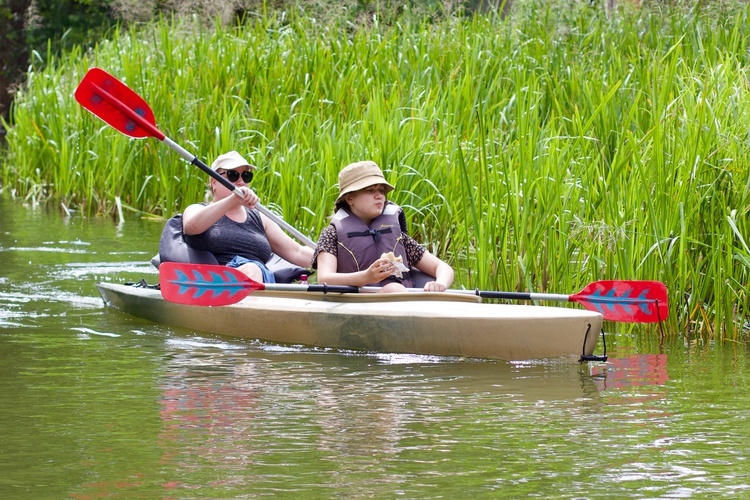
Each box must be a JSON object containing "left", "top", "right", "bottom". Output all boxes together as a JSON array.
[
  {"left": 423, "top": 281, "right": 448, "bottom": 293},
  {"left": 368, "top": 257, "right": 395, "bottom": 282}
]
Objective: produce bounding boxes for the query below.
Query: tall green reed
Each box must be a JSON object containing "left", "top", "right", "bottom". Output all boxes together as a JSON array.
[{"left": 1, "top": 2, "right": 748, "bottom": 338}]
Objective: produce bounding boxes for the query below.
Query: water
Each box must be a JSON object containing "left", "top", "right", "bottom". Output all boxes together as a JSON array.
[{"left": 1, "top": 195, "right": 750, "bottom": 498}]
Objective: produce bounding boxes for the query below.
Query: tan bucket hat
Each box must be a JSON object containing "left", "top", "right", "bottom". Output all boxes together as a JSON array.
[
  {"left": 335, "top": 160, "right": 394, "bottom": 204},
  {"left": 210, "top": 151, "right": 256, "bottom": 171}
]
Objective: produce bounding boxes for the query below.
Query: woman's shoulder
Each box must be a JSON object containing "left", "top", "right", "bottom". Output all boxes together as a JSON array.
[
  {"left": 182, "top": 202, "right": 208, "bottom": 216},
  {"left": 184, "top": 201, "right": 210, "bottom": 209}
]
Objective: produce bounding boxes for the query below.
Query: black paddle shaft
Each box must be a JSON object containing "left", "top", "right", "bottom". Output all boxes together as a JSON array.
[{"left": 307, "top": 284, "right": 360, "bottom": 294}]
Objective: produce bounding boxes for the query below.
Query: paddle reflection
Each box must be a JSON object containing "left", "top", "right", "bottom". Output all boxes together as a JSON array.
[{"left": 591, "top": 353, "right": 669, "bottom": 392}]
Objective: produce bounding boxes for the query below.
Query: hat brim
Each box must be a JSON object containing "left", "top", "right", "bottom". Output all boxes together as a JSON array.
[
  {"left": 227, "top": 165, "right": 255, "bottom": 171},
  {"left": 213, "top": 162, "right": 256, "bottom": 171},
  {"left": 335, "top": 176, "right": 394, "bottom": 204}
]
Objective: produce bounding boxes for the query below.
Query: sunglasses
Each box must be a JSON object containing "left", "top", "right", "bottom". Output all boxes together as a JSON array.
[{"left": 219, "top": 170, "right": 253, "bottom": 183}]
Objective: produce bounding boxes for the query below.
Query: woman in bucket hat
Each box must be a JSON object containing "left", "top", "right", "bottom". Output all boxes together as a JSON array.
[
  {"left": 182, "top": 151, "right": 314, "bottom": 283},
  {"left": 312, "top": 160, "right": 454, "bottom": 293}
]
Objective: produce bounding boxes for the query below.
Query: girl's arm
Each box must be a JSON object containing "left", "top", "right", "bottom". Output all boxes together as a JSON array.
[
  {"left": 415, "top": 252, "right": 454, "bottom": 292},
  {"left": 316, "top": 251, "right": 394, "bottom": 287}
]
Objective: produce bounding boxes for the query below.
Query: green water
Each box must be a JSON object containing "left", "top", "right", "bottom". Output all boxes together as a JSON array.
[{"left": 1, "top": 195, "right": 749, "bottom": 498}]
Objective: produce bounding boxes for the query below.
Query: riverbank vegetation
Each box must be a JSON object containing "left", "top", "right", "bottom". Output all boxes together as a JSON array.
[{"left": 1, "top": 0, "right": 748, "bottom": 339}]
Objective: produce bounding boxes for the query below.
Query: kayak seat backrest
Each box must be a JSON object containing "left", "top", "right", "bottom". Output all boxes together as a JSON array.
[
  {"left": 265, "top": 253, "right": 310, "bottom": 284},
  {"left": 150, "top": 214, "right": 310, "bottom": 284},
  {"left": 408, "top": 268, "right": 436, "bottom": 288},
  {"left": 151, "top": 214, "right": 218, "bottom": 268}
]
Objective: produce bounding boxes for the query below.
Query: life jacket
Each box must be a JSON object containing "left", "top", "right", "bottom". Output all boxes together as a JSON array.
[{"left": 331, "top": 202, "right": 413, "bottom": 287}]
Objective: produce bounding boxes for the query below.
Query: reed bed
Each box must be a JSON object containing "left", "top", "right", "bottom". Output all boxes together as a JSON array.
[{"left": 1, "top": 1, "right": 748, "bottom": 339}]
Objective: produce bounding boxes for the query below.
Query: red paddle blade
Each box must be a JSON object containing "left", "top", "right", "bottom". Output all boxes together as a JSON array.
[
  {"left": 159, "top": 262, "right": 265, "bottom": 306},
  {"left": 75, "top": 67, "right": 164, "bottom": 140},
  {"left": 571, "top": 280, "right": 669, "bottom": 323}
]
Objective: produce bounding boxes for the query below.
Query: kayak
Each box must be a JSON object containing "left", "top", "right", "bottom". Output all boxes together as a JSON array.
[
  {"left": 76, "top": 67, "right": 664, "bottom": 363},
  {"left": 96, "top": 281, "right": 605, "bottom": 362}
]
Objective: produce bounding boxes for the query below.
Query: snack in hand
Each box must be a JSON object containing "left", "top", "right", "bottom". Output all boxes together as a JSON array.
[
  {"left": 381, "top": 251, "right": 402, "bottom": 264},
  {"left": 380, "top": 251, "right": 409, "bottom": 278}
]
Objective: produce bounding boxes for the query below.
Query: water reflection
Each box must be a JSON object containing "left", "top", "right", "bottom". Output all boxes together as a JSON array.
[
  {"left": 152, "top": 344, "right": 604, "bottom": 494},
  {"left": 591, "top": 352, "right": 670, "bottom": 391}
]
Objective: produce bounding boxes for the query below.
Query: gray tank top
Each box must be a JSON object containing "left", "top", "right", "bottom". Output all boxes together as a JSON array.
[{"left": 184, "top": 207, "right": 272, "bottom": 265}]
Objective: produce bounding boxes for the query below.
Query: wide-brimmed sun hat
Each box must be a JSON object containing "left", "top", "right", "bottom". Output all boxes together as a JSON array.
[
  {"left": 210, "top": 150, "right": 256, "bottom": 171},
  {"left": 335, "top": 160, "right": 394, "bottom": 204}
]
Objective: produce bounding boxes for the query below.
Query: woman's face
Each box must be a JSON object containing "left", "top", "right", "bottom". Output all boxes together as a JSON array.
[
  {"left": 211, "top": 167, "right": 253, "bottom": 198},
  {"left": 346, "top": 184, "right": 388, "bottom": 221}
]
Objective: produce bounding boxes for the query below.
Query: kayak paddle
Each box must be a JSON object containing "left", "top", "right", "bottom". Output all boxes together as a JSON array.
[
  {"left": 159, "top": 262, "right": 668, "bottom": 323},
  {"left": 160, "top": 262, "right": 358, "bottom": 306},
  {"left": 443, "top": 281, "right": 669, "bottom": 323},
  {"left": 74, "top": 67, "right": 315, "bottom": 248}
]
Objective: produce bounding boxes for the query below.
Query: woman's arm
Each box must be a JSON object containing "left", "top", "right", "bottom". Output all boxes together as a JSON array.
[
  {"left": 182, "top": 199, "right": 231, "bottom": 235},
  {"left": 182, "top": 186, "right": 257, "bottom": 235},
  {"left": 262, "top": 214, "right": 315, "bottom": 268}
]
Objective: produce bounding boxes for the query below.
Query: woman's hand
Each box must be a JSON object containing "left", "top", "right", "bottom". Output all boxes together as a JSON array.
[{"left": 233, "top": 186, "right": 258, "bottom": 210}]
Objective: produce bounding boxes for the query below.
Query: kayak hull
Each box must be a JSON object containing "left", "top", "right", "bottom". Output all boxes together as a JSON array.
[{"left": 96, "top": 282, "right": 604, "bottom": 361}]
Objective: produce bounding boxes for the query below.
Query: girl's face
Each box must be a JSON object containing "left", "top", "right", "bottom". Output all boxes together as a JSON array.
[{"left": 346, "top": 184, "right": 388, "bottom": 222}]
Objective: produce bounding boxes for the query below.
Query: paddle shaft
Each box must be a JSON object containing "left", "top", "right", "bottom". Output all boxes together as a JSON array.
[
  {"left": 87, "top": 79, "right": 315, "bottom": 248},
  {"left": 405, "top": 288, "right": 660, "bottom": 305},
  {"left": 290, "top": 286, "right": 656, "bottom": 306},
  {"left": 262, "top": 285, "right": 648, "bottom": 305},
  {"left": 436, "top": 289, "right": 570, "bottom": 301}
]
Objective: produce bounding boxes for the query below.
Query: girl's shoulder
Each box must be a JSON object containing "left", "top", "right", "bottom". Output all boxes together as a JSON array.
[{"left": 320, "top": 224, "right": 338, "bottom": 239}]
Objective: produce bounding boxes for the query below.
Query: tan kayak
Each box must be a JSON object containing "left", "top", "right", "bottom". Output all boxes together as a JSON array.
[{"left": 96, "top": 281, "right": 604, "bottom": 361}]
